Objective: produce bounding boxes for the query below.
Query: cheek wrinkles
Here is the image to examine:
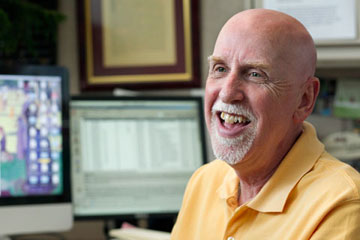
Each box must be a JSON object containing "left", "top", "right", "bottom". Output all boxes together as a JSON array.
[{"left": 262, "top": 77, "right": 292, "bottom": 98}]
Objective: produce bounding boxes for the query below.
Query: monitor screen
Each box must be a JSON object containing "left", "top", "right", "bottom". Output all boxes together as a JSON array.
[
  {"left": 0, "top": 65, "right": 72, "bottom": 235},
  {"left": 70, "top": 96, "right": 207, "bottom": 218}
]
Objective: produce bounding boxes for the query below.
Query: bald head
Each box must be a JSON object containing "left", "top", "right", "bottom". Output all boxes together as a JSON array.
[{"left": 214, "top": 9, "right": 317, "bottom": 80}]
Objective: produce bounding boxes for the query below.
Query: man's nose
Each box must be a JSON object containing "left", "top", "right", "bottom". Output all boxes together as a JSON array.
[{"left": 219, "top": 72, "right": 245, "bottom": 104}]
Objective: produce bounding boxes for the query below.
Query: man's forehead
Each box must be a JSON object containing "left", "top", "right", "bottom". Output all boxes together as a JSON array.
[{"left": 210, "top": 28, "right": 301, "bottom": 72}]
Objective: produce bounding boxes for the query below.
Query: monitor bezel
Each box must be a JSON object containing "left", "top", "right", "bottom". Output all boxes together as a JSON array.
[
  {"left": 70, "top": 95, "right": 208, "bottom": 220},
  {"left": 0, "top": 65, "right": 71, "bottom": 206}
]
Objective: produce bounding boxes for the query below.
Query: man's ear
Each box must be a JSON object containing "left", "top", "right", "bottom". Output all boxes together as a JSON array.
[{"left": 293, "top": 77, "right": 320, "bottom": 123}]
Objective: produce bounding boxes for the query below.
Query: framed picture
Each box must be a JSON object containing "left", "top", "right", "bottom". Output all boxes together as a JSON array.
[
  {"left": 249, "top": 0, "right": 360, "bottom": 46},
  {"left": 77, "top": 0, "right": 200, "bottom": 91}
]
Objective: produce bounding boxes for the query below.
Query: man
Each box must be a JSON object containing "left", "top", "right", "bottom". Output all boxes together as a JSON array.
[{"left": 171, "top": 9, "right": 360, "bottom": 240}]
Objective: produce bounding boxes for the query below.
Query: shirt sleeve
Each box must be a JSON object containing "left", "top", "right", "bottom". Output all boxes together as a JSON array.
[{"left": 310, "top": 199, "right": 360, "bottom": 239}]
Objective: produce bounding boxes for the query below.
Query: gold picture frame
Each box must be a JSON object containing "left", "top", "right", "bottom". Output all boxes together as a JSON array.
[{"left": 77, "top": 0, "right": 201, "bottom": 91}]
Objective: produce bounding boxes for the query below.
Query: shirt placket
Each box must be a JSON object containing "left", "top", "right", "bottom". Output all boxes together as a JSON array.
[{"left": 223, "top": 202, "right": 249, "bottom": 240}]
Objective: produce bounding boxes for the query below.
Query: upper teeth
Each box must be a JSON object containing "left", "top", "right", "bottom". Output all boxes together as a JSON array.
[{"left": 220, "top": 112, "right": 249, "bottom": 124}]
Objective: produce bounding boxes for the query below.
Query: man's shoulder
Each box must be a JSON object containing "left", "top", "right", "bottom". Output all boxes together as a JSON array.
[{"left": 308, "top": 152, "right": 360, "bottom": 200}]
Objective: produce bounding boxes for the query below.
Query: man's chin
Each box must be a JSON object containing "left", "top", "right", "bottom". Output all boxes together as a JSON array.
[
  {"left": 211, "top": 132, "right": 254, "bottom": 166},
  {"left": 215, "top": 153, "right": 244, "bottom": 166},
  {"left": 212, "top": 143, "right": 246, "bottom": 166},
  {"left": 219, "top": 157, "right": 242, "bottom": 166}
]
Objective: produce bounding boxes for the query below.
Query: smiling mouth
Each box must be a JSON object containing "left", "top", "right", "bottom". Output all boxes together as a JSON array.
[{"left": 218, "top": 111, "right": 251, "bottom": 125}]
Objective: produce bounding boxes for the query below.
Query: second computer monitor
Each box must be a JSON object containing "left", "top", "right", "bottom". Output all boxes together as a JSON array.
[
  {"left": 70, "top": 96, "right": 207, "bottom": 218},
  {"left": 0, "top": 65, "right": 72, "bottom": 236}
]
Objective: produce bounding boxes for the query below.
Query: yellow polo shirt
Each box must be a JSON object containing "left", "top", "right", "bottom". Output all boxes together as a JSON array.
[{"left": 171, "top": 122, "right": 360, "bottom": 240}]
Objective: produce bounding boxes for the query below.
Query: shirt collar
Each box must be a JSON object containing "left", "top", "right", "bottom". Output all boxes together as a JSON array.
[
  {"left": 217, "top": 166, "right": 239, "bottom": 199},
  {"left": 217, "top": 122, "right": 325, "bottom": 213}
]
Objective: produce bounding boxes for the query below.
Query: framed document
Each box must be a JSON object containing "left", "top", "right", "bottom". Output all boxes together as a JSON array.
[
  {"left": 77, "top": 0, "right": 200, "bottom": 91},
  {"left": 250, "top": 0, "right": 360, "bottom": 45}
]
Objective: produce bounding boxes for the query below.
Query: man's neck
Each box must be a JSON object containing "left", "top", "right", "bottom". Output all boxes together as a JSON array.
[
  {"left": 236, "top": 163, "right": 279, "bottom": 205},
  {"left": 234, "top": 125, "right": 304, "bottom": 205}
]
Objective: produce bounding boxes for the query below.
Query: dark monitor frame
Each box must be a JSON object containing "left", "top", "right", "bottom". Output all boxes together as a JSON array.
[
  {"left": 0, "top": 65, "right": 71, "bottom": 207},
  {"left": 70, "top": 95, "right": 207, "bottom": 221}
]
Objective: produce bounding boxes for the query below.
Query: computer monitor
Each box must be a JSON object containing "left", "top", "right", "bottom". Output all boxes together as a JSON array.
[
  {"left": 70, "top": 96, "right": 207, "bottom": 219},
  {"left": 0, "top": 65, "right": 72, "bottom": 236}
]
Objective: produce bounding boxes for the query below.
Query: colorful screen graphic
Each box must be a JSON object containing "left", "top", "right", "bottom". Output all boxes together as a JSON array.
[{"left": 0, "top": 75, "right": 63, "bottom": 197}]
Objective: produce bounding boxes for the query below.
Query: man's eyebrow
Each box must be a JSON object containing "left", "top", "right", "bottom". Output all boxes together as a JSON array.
[
  {"left": 207, "top": 56, "right": 271, "bottom": 70},
  {"left": 243, "top": 61, "right": 271, "bottom": 70},
  {"left": 207, "top": 55, "right": 223, "bottom": 64}
]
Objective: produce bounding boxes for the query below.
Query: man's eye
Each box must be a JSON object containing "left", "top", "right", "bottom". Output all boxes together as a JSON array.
[
  {"left": 250, "top": 72, "right": 261, "bottom": 77},
  {"left": 216, "top": 67, "right": 226, "bottom": 73},
  {"left": 247, "top": 70, "right": 267, "bottom": 83}
]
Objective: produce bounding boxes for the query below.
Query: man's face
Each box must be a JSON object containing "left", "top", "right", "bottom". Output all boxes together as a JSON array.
[{"left": 205, "top": 23, "right": 302, "bottom": 166}]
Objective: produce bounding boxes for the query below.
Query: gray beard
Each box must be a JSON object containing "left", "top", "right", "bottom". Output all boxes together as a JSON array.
[{"left": 210, "top": 115, "right": 256, "bottom": 165}]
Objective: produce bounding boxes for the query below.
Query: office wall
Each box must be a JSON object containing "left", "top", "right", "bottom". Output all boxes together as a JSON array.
[{"left": 58, "top": 0, "right": 79, "bottom": 95}]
